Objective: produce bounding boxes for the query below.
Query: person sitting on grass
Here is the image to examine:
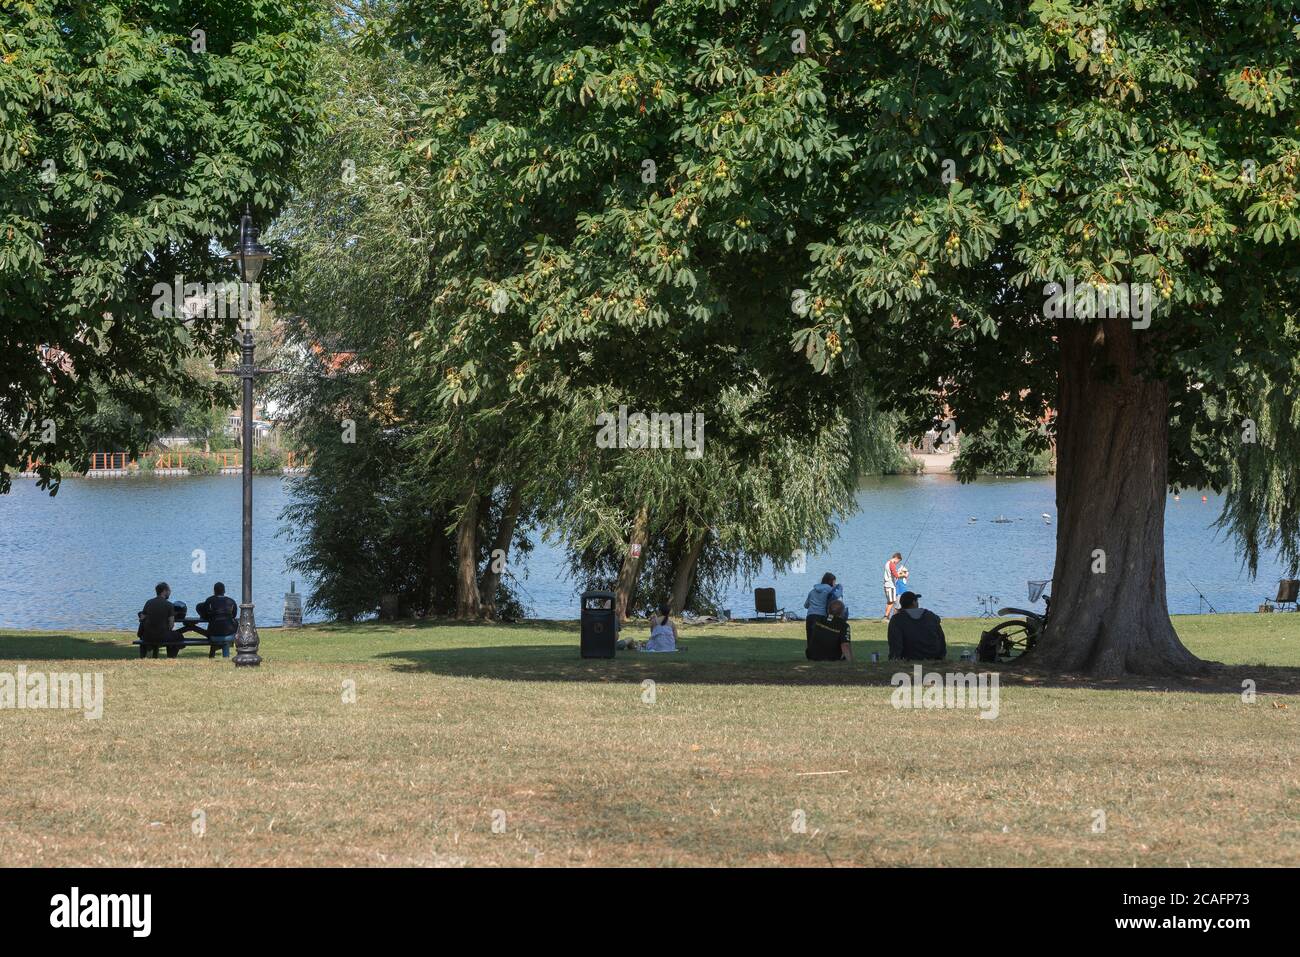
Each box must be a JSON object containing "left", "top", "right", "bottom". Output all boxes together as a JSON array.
[
  {"left": 137, "top": 582, "right": 181, "bottom": 659},
  {"left": 641, "top": 603, "right": 681, "bottom": 652},
  {"left": 618, "top": 604, "right": 687, "bottom": 652},
  {"left": 887, "top": 591, "right": 946, "bottom": 661},
  {"left": 806, "top": 598, "right": 852, "bottom": 661},
  {"left": 804, "top": 572, "right": 845, "bottom": 645}
]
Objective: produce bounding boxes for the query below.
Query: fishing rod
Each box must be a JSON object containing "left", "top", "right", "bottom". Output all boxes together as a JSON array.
[
  {"left": 1186, "top": 576, "right": 1217, "bottom": 614},
  {"left": 903, "top": 503, "right": 938, "bottom": 566},
  {"left": 504, "top": 566, "right": 538, "bottom": 605}
]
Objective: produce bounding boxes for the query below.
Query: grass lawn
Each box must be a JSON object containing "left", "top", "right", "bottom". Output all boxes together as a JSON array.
[{"left": 0, "top": 614, "right": 1296, "bottom": 867}]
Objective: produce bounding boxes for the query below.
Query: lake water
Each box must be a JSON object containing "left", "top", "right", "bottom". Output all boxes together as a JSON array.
[{"left": 0, "top": 473, "right": 1289, "bottom": 631}]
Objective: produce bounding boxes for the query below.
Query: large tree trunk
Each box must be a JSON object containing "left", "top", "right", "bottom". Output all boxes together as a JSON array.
[
  {"left": 453, "top": 489, "right": 481, "bottom": 619},
  {"left": 1034, "top": 318, "right": 1208, "bottom": 677},
  {"left": 478, "top": 486, "right": 522, "bottom": 620},
  {"left": 614, "top": 504, "right": 650, "bottom": 622},
  {"left": 669, "top": 530, "right": 707, "bottom": 615}
]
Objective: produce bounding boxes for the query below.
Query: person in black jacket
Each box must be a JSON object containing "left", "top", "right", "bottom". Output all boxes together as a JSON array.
[
  {"left": 887, "top": 591, "right": 946, "bottom": 660},
  {"left": 197, "top": 582, "right": 238, "bottom": 639},
  {"left": 806, "top": 599, "right": 852, "bottom": 661},
  {"left": 137, "top": 582, "right": 181, "bottom": 658}
]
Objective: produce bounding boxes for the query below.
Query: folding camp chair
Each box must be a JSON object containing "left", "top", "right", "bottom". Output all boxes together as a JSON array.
[
  {"left": 754, "top": 588, "right": 784, "bottom": 620},
  {"left": 1264, "top": 579, "right": 1299, "bottom": 612}
]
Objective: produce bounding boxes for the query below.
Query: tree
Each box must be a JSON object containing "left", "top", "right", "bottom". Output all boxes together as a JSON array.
[
  {"left": 282, "top": 1, "right": 1298, "bottom": 667},
  {"left": 175, "top": 400, "right": 230, "bottom": 454},
  {"left": 77, "top": 355, "right": 232, "bottom": 454},
  {"left": 549, "top": 381, "right": 897, "bottom": 619},
  {"left": 389, "top": 0, "right": 1299, "bottom": 671},
  {"left": 368, "top": 0, "right": 915, "bottom": 621},
  {"left": 269, "top": 26, "right": 537, "bottom": 620},
  {"left": 0, "top": 0, "right": 325, "bottom": 490},
  {"left": 954, "top": 425, "right": 1054, "bottom": 479},
  {"left": 795, "top": 2, "right": 1298, "bottom": 675},
  {"left": 274, "top": 5, "right": 900, "bottom": 623}
]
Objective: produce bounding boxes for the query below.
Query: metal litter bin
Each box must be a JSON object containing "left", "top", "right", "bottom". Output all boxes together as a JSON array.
[{"left": 580, "top": 590, "right": 617, "bottom": 658}]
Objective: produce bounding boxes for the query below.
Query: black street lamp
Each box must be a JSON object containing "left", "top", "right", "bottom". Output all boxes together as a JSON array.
[{"left": 221, "top": 205, "right": 272, "bottom": 667}]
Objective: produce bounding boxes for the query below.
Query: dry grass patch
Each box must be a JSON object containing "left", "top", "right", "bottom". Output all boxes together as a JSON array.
[{"left": 0, "top": 614, "right": 1296, "bottom": 866}]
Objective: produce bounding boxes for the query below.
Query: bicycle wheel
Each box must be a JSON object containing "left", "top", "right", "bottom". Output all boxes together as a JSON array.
[{"left": 984, "top": 619, "right": 1039, "bottom": 661}]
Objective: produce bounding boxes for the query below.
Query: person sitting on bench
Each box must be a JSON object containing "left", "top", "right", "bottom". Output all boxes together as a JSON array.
[
  {"left": 806, "top": 599, "right": 852, "bottom": 661},
  {"left": 137, "top": 582, "right": 181, "bottom": 658},
  {"left": 197, "top": 582, "right": 238, "bottom": 640}
]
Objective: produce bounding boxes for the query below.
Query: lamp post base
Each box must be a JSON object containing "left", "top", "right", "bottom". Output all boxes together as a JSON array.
[{"left": 234, "top": 603, "right": 262, "bottom": 667}]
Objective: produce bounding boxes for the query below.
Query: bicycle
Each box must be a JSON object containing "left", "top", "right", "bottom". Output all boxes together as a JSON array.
[{"left": 980, "top": 580, "right": 1050, "bottom": 661}]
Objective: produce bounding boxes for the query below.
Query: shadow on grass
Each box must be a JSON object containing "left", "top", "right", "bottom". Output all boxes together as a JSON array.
[
  {"left": 0, "top": 633, "right": 138, "bottom": 661},
  {"left": 377, "top": 639, "right": 1300, "bottom": 693},
  {"left": 309, "top": 617, "right": 582, "bottom": 634}
]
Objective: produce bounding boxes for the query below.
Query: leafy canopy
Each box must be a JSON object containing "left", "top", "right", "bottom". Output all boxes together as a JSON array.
[{"left": 1, "top": 0, "right": 326, "bottom": 489}]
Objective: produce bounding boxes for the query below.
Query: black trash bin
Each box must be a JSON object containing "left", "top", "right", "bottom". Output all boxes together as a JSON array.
[{"left": 580, "top": 590, "right": 617, "bottom": 658}]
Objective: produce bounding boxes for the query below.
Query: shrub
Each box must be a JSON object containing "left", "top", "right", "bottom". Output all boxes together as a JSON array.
[
  {"left": 186, "top": 454, "right": 219, "bottom": 475},
  {"left": 252, "top": 447, "right": 286, "bottom": 473},
  {"left": 955, "top": 428, "right": 1055, "bottom": 479}
]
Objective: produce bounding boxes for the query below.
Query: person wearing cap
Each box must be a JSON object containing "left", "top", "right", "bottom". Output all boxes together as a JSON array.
[{"left": 887, "top": 590, "right": 946, "bottom": 660}]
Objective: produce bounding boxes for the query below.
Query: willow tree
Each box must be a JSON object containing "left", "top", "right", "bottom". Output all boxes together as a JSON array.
[
  {"left": 0, "top": 0, "right": 325, "bottom": 490},
  {"left": 544, "top": 379, "right": 900, "bottom": 618},
  {"left": 270, "top": 30, "right": 514, "bottom": 619}
]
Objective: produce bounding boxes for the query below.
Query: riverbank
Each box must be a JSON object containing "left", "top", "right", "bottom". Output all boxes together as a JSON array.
[
  {"left": 17, "top": 447, "right": 308, "bottom": 480},
  {"left": 1, "top": 615, "right": 1295, "bottom": 866},
  {"left": 911, "top": 450, "right": 956, "bottom": 473}
]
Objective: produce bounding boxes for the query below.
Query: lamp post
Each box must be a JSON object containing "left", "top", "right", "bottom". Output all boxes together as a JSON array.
[{"left": 222, "top": 205, "right": 271, "bottom": 667}]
